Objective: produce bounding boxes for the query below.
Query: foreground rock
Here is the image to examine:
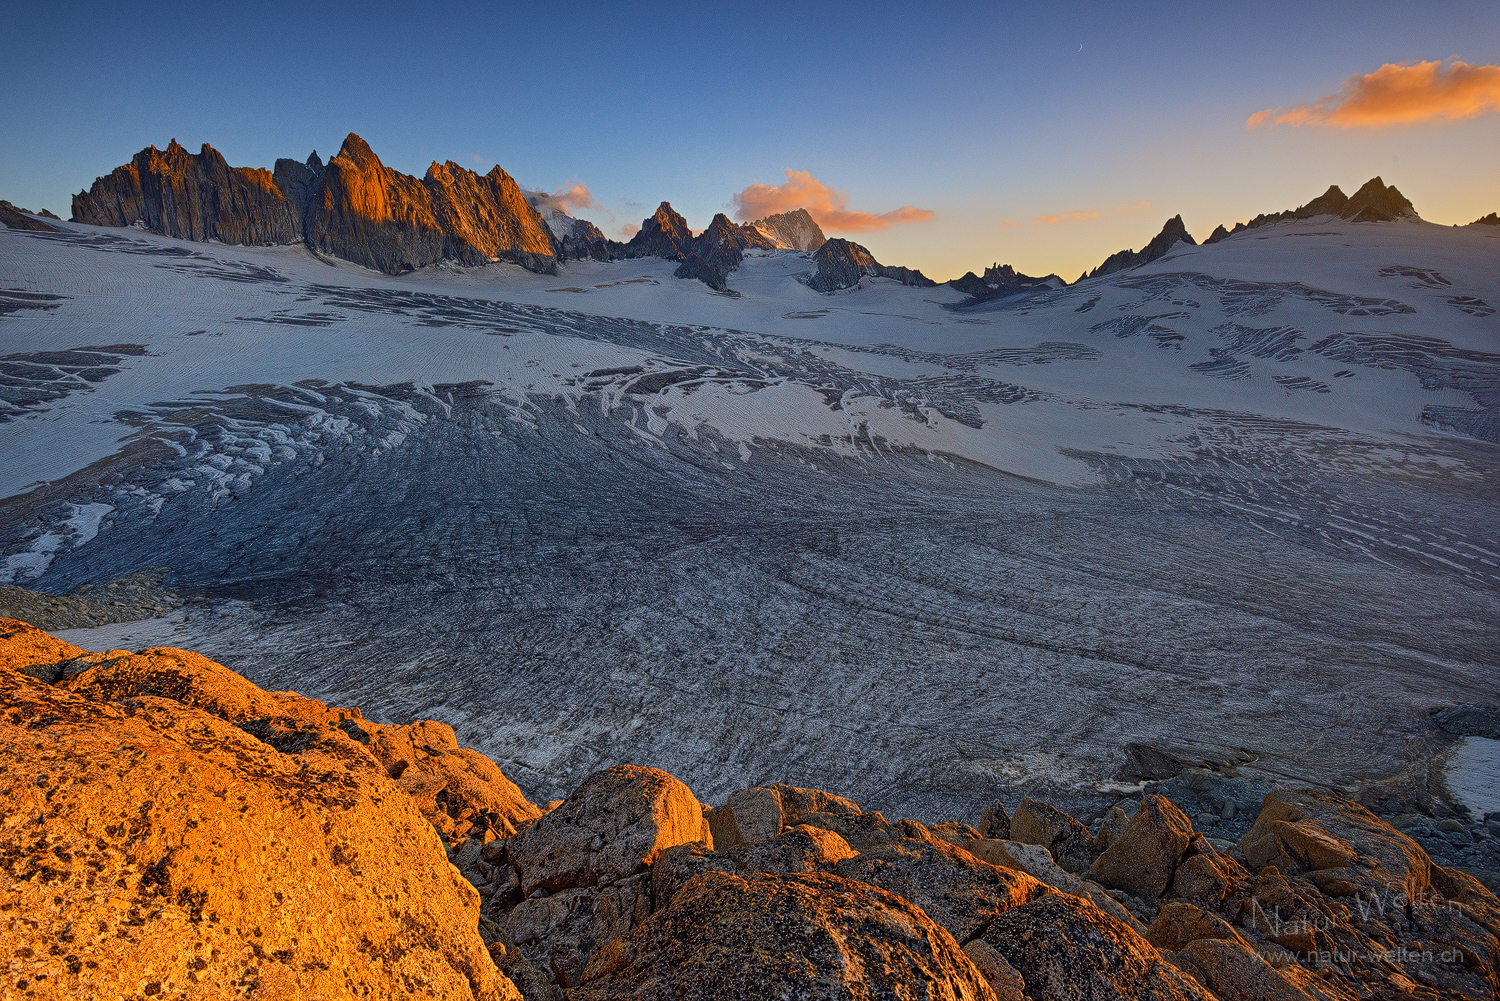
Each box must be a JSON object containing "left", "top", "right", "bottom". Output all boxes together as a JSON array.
[
  {"left": 504, "top": 764, "right": 706, "bottom": 896},
  {"left": 0, "top": 618, "right": 520, "bottom": 1000},
  {"left": 571, "top": 871, "right": 999, "bottom": 1001},
  {"left": 9, "top": 619, "right": 1500, "bottom": 1001}
]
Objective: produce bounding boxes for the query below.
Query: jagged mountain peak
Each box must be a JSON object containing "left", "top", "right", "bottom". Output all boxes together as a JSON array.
[
  {"left": 1345, "top": 176, "right": 1416, "bottom": 222},
  {"left": 1084, "top": 215, "right": 1196, "bottom": 280},
  {"left": 807, "top": 237, "right": 933, "bottom": 293},
  {"left": 332, "top": 132, "right": 381, "bottom": 169},
  {"left": 751, "top": 208, "right": 827, "bottom": 251},
  {"left": 1206, "top": 176, "right": 1420, "bottom": 244}
]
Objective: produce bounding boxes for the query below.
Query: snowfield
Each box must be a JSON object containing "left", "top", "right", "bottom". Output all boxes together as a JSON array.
[{"left": 2, "top": 217, "right": 1497, "bottom": 819}]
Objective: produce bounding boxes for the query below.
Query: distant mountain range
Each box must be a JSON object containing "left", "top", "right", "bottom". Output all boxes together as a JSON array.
[
  {"left": 65, "top": 134, "right": 855, "bottom": 294},
  {"left": 35, "top": 134, "right": 1475, "bottom": 298}
]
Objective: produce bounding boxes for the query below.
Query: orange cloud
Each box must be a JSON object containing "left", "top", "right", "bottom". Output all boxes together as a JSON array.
[
  {"left": 731, "top": 169, "right": 934, "bottom": 232},
  {"left": 1248, "top": 59, "right": 1500, "bottom": 129},
  {"left": 531, "top": 183, "right": 598, "bottom": 214},
  {"left": 1036, "top": 211, "right": 1100, "bottom": 225},
  {"left": 1001, "top": 202, "right": 1146, "bottom": 228}
]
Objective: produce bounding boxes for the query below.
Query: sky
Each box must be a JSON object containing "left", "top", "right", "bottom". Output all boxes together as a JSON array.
[{"left": 2, "top": 1, "right": 1497, "bottom": 281}]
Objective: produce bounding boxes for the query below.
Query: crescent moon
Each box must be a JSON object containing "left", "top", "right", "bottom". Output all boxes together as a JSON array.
[{"left": 1078, "top": 44, "right": 1083, "bottom": 52}]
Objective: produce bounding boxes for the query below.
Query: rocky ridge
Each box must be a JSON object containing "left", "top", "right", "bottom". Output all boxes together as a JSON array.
[
  {"left": 6, "top": 619, "right": 1498, "bottom": 1001},
  {"left": 949, "top": 262, "right": 1066, "bottom": 303},
  {"left": 70, "top": 140, "right": 303, "bottom": 246},
  {"left": 1205, "top": 177, "right": 1419, "bottom": 245},
  {"left": 1084, "top": 215, "right": 1198, "bottom": 281},
  {"left": 0, "top": 200, "right": 59, "bottom": 231},
  {"left": 807, "top": 236, "right": 937, "bottom": 292},
  {"left": 72, "top": 134, "right": 559, "bottom": 276}
]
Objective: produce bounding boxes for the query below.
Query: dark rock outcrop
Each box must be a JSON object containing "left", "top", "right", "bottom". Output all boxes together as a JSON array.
[
  {"left": 750, "top": 207, "right": 827, "bottom": 251},
  {"left": 1085, "top": 215, "right": 1197, "bottom": 280},
  {"left": 1474, "top": 212, "right": 1500, "bottom": 226},
  {"left": 808, "top": 237, "right": 936, "bottom": 292},
  {"left": 1344, "top": 176, "right": 1419, "bottom": 222},
  {"left": 949, "top": 263, "right": 1063, "bottom": 302},
  {"left": 0, "top": 200, "right": 58, "bottom": 231},
  {"left": 624, "top": 202, "right": 695, "bottom": 261},
  {"left": 1207, "top": 177, "right": 1420, "bottom": 245},
  {"left": 271, "top": 150, "right": 323, "bottom": 230},
  {"left": 672, "top": 212, "right": 780, "bottom": 291},
  {"left": 72, "top": 139, "right": 303, "bottom": 245}
]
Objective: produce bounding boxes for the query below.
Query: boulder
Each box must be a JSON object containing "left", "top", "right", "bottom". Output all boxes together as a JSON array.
[
  {"left": 979, "top": 799, "right": 1012, "bottom": 840},
  {"left": 1011, "top": 797, "right": 1100, "bottom": 873},
  {"left": 834, "top": 837, "right": 1047, "bottom": 943},
  {"left": 348, "top": 716, "right": 542, "bottom": 843},
  {"left": 975, "top": 891, "right": 1213, "bottom": 1001},
  {"left": 0, "top": 615, "right": 89, "bottom": 679},
  {"left": 707, "top": 782, "right": 863, "bottom": 848},
  {"left": 650, "top": 825, "right": 857, "bottom": 910},
  {"left": 496, "top": 876, "right": 649, "bottom": 989},
  {"left": 798, "top": 809, "right": 935, "bottom": 850},
  {"left": 1096, "top": 805, "right": 1133, "bottom": 851},
  {"left": 961, "top": 940, "right": 1029, "bottom": 1001},
  {"left": 504, "top": 764, "right": 706, "bottom": 895},
  {"left": 0, "top": 639, "right": 518, "bottom": 1001},
  {"left": 965, "top": 838, "right": 1147, "bottom": 932},
  {"left": 570, "top": 871, "right": 998, "bottom": 1001},
  {"left": 1147, "top": 901, "right": 1251, "bottom": 952},
  {"left": 1170, "top": 841, "right": 1249, "bottom": 909},
  {"left": 1088, "top": 794, "right": 1198, "bottom": 899},
  {"left": 1176, "top": 938, "right": 1317, "bottom": 1001},
  {"left": 1239, "top": 788, "right": 1429, "bottom": 898},
  {"left": 931, "top": 820, "right": 984, "bottom": 846}
]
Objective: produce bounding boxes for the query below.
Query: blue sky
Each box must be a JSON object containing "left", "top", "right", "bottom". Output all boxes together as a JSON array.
[{"left": 2, "top": 1, "right": 1496, "bottom": 280}]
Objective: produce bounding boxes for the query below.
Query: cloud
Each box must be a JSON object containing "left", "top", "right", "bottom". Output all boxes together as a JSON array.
[
  {"left": 527, "top": 182, "right": 600, "bottom": 216},
  {"left": 1001, "top": 202, "right": 1146, "bottom": 228},
  {"left": 730, "top": 169, "right": 934, "bottom": 233},
  {"left": 621, "top": 222, "right": 640, "bottom": 238},
  {"left": 1036, "top": 211, "right": 1100, "bottom": 225},
  {"left": 1248, "top": 59, "right": 1500, "bottom": 129}
]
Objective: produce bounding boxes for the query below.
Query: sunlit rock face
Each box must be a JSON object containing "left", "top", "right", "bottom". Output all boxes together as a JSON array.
[
  {"left": 306, "top": 134, "right": 559, "bottom": 275},
  {"left": 751, "top": 207, "right": 827, "bottom": 251},
  {"left": 0, "top": 617, "right": 524, "bottom": 1001},
  {"left": 72, "top": 140, "right": 303, "bottom": 246},
  {"left": 72, "top": 133, "right": 560, "bottom": 276}
]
